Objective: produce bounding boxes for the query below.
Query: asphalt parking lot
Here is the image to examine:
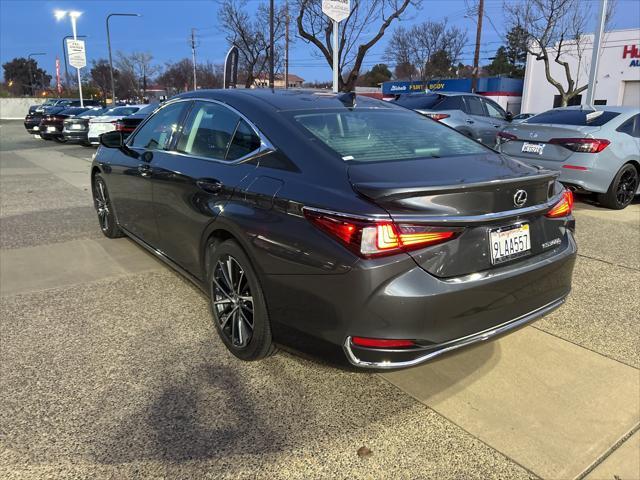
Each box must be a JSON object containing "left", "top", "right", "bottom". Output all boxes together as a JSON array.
[{"left": 1, "top": 119, "right": 638, "bottom": 479}]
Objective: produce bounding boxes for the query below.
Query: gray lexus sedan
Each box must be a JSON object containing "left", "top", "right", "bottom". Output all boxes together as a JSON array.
[
  {"left": 497, "top": 106, "right": 640, "bottom": 209},
  {"left": 91, "top": 89, "right": 576, "bottom": 369}
]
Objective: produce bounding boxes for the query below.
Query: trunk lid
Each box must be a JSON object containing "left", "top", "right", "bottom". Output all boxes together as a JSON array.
[
  {"left": 348, "top": 153, "right": 565, "bottom": 278},
  {"left": 499, "top": 123, "right": 601, "bottom": 162}
]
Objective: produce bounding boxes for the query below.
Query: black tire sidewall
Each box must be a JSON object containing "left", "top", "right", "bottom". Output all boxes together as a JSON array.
[
  {"left": 208, "top": 240, "right": 273, "bottom": 361},
  {"left": 601, "top": 164, "right": 638, "bottom": 210}
]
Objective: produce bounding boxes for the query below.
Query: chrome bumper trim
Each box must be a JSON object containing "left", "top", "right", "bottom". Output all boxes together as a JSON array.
[{"left": 343, "top": 296, "right": 566, "bottom": 369}]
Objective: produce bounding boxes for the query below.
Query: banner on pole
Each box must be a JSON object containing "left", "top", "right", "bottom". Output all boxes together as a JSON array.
[
  {"left": 223, "top": 46, "right": 239, "bottom": 89},
  {"left": 66, "top": 39, "right": 86, "bottom": 69}
]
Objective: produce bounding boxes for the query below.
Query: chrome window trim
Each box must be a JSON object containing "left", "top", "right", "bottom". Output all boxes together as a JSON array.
[
  {"left": 343, "top": 296, "right": 566, "bottom": 369},
  {"left": 127, "top": 97, "right": 276, "bottom": 165}
]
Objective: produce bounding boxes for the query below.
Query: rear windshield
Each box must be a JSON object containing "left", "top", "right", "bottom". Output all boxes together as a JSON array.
[
  {"left": 59, "top": 107, "right": 88, "bottom": 116},
  {"left": 393, "top": 94, "right": 442, "bottom": 110},
  {"left": 106, "top": 106, "right": 140, "bottom": 116},
  {"left": 527, "top": 109, "right": 620, "bottom": 126},
  {"left": 294, "top": 109, "right": 488, "bottom": 162},
  {"left": 77, "top": 108, "right": 107, "bottom": 117}
]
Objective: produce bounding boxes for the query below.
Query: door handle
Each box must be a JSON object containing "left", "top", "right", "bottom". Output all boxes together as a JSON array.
[
  {"left": 196, "top": 179, "right": 223, "bottom": 194},
  {"left": 466, "top": 119, "right": 475, "bottom": 124},
  {"left": 137, "top": 164, "right": 152, "bottom": 177}
]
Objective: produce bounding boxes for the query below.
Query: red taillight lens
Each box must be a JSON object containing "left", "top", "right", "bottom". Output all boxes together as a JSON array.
[
  {"left": 351, "top": 337, "right": 415, "bottom": 348},
  {"left": 546, "top": 190, "right": 574, "bottom": 218},
  {"left": 421, "top": 112, "right": 450, "bottom": 121},
  {"left": 549, "top": 137, "right": 610, "bottom": 153},
  {"left": 304, "top": 210, "right": 460, "bottom": 258},
  {"left": 497, "top": 131, "right": 517, "bottom": 144}
]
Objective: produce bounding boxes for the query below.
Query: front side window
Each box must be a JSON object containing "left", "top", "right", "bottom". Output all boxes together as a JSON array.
[
  {"left": 465, "top": 96, "right": 486, "bottom": 116},
  {"left": 177, "top": 102, "right": 256, "bottom": 161},
  {"left": 294, "top": 109, "right": 488, "bottom": 163},
  {"left": 484, "top": 100, "right": 506, "bottom": 120},
  {"left": 129, "top": 102, "right": 187, "bottom": 150}
]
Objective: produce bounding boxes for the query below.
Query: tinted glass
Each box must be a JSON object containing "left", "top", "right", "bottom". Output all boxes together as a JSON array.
[
  {"left": 393, "top": 94, "right": 442, "bottom": 110},
  {"left": 616, "top": 114, "right": 640, "bottom": 138},
  {"left": 294, "top": 109, "right": 488, "bottom": 163},
  {"left": 106, "top": 106, "right": 140, "bottom": 117},
  {"left": 59, "top": 107, "right": 88, "bottom": 116},
  {"left": 135, "top": 103, "right": 160, "bottom": 116},
  {"left": 484, "top": 100, "right": 506, "bottom": 119},
  {"left": 227, "top": 119, "right": 261, "bottom": 160},
  {"left": 465, "top": 96, "right": 486, "bottom": 116},
  {"left": 130, "top": 102, "right": 186, "bottom": 150},
  {"left": 527, "top": 109, "right": 621, "bottom": 126},
  {"left": 177, "top": 102, "right": 239, "bottom": 160},
  {"left": 435, "top": 96, "right": 465, "bottom": 111},
  {"left": 77, "top": 108, "right": 106, "bottom": 117}
]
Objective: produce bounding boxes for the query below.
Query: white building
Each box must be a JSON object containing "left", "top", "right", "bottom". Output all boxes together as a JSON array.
[{"left": 521, "top": 28, "right": 640, "bottom": 113}]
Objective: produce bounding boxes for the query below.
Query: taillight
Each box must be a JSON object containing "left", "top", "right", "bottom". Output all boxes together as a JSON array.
[
  {"left": 419, "top": 112, "right": 450, "bottom": 121},
  {"left": 546, "top": 190, "right": 574, "bottom": 218},
  {"left": 549, "top": 137, "right": 610, "bottom": 153},
  {"left": 497, "top": 131, "right": 517, "bottom": 144},
  {"left": 113, "top": 121, "right": 133, "bottom": 132},
  {"left": 351, "top": 337, "right": 415, "bottom": 348},
  {"left": 304, "top": 209, "right": 460, "bottom": 258}
]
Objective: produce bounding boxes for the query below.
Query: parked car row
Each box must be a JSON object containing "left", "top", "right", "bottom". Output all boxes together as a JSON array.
[
  {"left": 392, "top": 92, "right": 639, "bottom": 210},
  {"left": 23, "top": 101, "right": 158, "bottom": 146}
]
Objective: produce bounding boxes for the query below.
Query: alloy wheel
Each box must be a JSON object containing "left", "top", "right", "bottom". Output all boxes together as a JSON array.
[
  {"left": 212, "top": 255, "right": 255, "bottom": 349},
  {"left": 94, "top": 178, "right": 110, "bottom": 232},
  {"left": 616, "top": 168, "right": 638, "bottom": 207}
]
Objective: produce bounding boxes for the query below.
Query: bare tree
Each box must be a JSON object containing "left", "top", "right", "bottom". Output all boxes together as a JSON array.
[
  {"left": 116, "top": 51, "right": 159, "bottom": 99},
  {"left": 157, "top": 59, "right": 193, "bottom": 95},
  {"left": 386, "top": 19, "right": 467, "bottom": 83},
  {"left": 296, "top": 0, "right": 420, "bottom": 92},
  {"left": 505, "top": 0, "right": 615, "bottom": 106},
  {"left": 219, "top": 0, "right": 287, "bottom": 88},
  {"left": 197, "top": 62, "right": 224, "bottom": 89}
]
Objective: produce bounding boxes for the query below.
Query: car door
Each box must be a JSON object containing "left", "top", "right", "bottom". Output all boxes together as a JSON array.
[
  {"left": 151, "top": 100, "right": 262, "bottom": 277},
  {"left": 462, "top": 95, "right": 493, "bottom": 144},
  {"left": 481, "top": 98, "right": 510, "bottom": 146},
  {"left": 107, "top": 101, "right": 190, "bottom": 246}
]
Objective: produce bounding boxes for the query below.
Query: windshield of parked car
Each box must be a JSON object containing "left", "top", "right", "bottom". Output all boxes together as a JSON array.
[
  {"left": 77, "top": 108, "right": 106, "bottom": 117},
  {"left": 294, "top": 109, "right": 489, "bottom": 162},
  {"left": 526, "top": 109, "right": 621, "bottom": 126},
  {"left": 104, "top": 106, "right": 140, "bottom": 117}
]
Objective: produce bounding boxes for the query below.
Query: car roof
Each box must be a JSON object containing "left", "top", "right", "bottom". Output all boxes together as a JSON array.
[{"left": 173, "top": 89, "right": 396, "bottom": 112}]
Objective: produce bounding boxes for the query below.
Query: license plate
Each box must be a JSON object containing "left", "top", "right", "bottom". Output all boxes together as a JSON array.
[
  {"left": 71, "top": 124, "right": 83, "bottom": 130},
  {"left": 47, "top": 126, "right": 56, "bottom": 132},
  {"left": 490, "top": 223, "right": 531, "bottom": 264},
  {"left": 33, "top": 126, "right": 39, "bottom": 131},
  {"left": 522, "top": 142, "right": 545, "bottom": 155}
]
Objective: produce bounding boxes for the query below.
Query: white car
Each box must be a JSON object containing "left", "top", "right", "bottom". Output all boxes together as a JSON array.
[{"left": 87, "top": 105, "right": 145, "bottom": 145}]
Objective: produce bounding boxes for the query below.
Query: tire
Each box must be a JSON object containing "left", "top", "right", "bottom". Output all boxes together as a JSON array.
[
  {"left": 597, "top": 163, "right": 639, "bottom": 210},
  {"left": 53, "top": 136, "right": 67, "bottom": 143},
  {"left": 92, "top": 173, "right": 124, "bottom": 238},
  {"left": 208, "top": 240, "right": 276, "bottom": 361}
]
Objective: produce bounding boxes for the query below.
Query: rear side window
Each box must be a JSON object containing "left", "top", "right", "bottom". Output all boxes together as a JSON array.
[
  {"left": 465, "top": 96, "right": 486, "bottom": 116},
  {"left": 393, "top": 94, "right": 442, "bottom": 110},
  {"left": 177, "top": 102, "right": 239, "bottom": 160},
  {"left": 527, "top": 109, "right": 621, "bottom": 126},
  {"left": 616, "top": 114, "right": 640, "bottom": 138},
  {"left": 227, "top": 119, "right": 261, "bottom": 160},
  {"left": 129, "top": 102, "right": 187, "bottom": 150},
  {"left": 294, "top": 109, "right": 488, "bottom": 163}
]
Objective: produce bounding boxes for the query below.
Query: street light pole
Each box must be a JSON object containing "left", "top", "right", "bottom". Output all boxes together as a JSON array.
[
  {"left": 27, "top": 53, "right": 46, "bottom": 96},
  {"left": 106, "top": 13, "right": 140, "bottom": 104}
]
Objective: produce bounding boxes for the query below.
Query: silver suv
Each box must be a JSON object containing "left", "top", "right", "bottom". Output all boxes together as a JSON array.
[{"left": 392, "top": 92, "right": 513, "bottom": 146}]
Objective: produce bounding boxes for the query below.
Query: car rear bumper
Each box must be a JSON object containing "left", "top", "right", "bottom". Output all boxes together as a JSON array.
[
  {"left": 63, "top": 130, "right": 88, "bottom": 142},
  {"left": 264, "top": 231, "right": 576, "bottom": 369}
]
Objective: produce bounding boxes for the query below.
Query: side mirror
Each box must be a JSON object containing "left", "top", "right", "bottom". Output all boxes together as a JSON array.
[
  {"left": 100, "top": 130, "right": 124, "bottom": 148},
  {"left": 506, "top": 111, "right": 513, "bottom": 122}
]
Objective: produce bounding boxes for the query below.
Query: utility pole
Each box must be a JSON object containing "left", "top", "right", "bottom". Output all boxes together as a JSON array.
[
  {"left": 285, "top": 0, "right": 289, "bottom": 89},
  {"left": 585, "top": 0, "right": 608, "bottom": 105},
  {"left": 269, "top": 0, "right": 275, "bottom": 88},
  {"left": 471, "top": 0, "right": 484, "bottom": 93},
  {"left": 191, "top": 28, "right": 198, "bottom": 90}
]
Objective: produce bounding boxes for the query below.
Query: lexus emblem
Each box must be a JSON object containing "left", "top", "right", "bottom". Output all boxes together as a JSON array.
[
  {"left": 529, "top": 131, "right": 539, "bottom": 139},
  {"left": 514, "top": 190, "right": 528, "bottom": 208}
]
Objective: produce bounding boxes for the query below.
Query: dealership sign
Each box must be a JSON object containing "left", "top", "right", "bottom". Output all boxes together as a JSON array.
[
  {"left": 66, "top": 39, "right": 86, "bottom": 69},
  {"left": 623, "top": 44, "right": 640, "bottom": 66}
]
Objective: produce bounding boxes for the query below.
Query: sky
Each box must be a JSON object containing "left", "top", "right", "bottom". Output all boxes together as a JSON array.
[{"left": 1, "top": 0, "right": 639, "bottom": 83}]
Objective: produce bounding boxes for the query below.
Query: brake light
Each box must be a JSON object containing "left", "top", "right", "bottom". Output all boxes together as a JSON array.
[
  {"left": 113, "top": 121, "right": 134, "bottom": 132},
  {"left": 420, "top": 112, "right": 450, "bottom": 121},
  {"left": 546, "top": 190, "right": 574, "bottom": 218},
  {"left": 351, "top": 337, "right": 415, "bottom": 348},
  {"left": 497, "top": 131, "right": 517, "bottom": 144},
  {"left": 549, "top": 137, "right": 610, "bottom": 153},
  {"left": 304, "top": 210, "right": 460, "bottom": 258}
]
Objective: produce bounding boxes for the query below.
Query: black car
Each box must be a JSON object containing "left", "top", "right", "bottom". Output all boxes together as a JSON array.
[
  {"left": 92, "top": 90, "right": 576, "bottom": 369},
  {"left": 24, "top": 106, "right": 66, "bottom": 135},
  {"left": 62, "top": 107, "right": 109, "bottom": 145},
  {"left": 113, "top": 103, "right": 160, "bottom": 139},
  {"left": 39, "top": 107, "right": 92, "bottom": 142}
]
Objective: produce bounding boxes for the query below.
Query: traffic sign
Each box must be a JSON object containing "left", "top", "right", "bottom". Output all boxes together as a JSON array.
[
  {"left": 66, "top": 39, "right": 86, "bottom": 69},
  {"left": 322, "top": 0, "right": 350, "bottom": 23}
]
